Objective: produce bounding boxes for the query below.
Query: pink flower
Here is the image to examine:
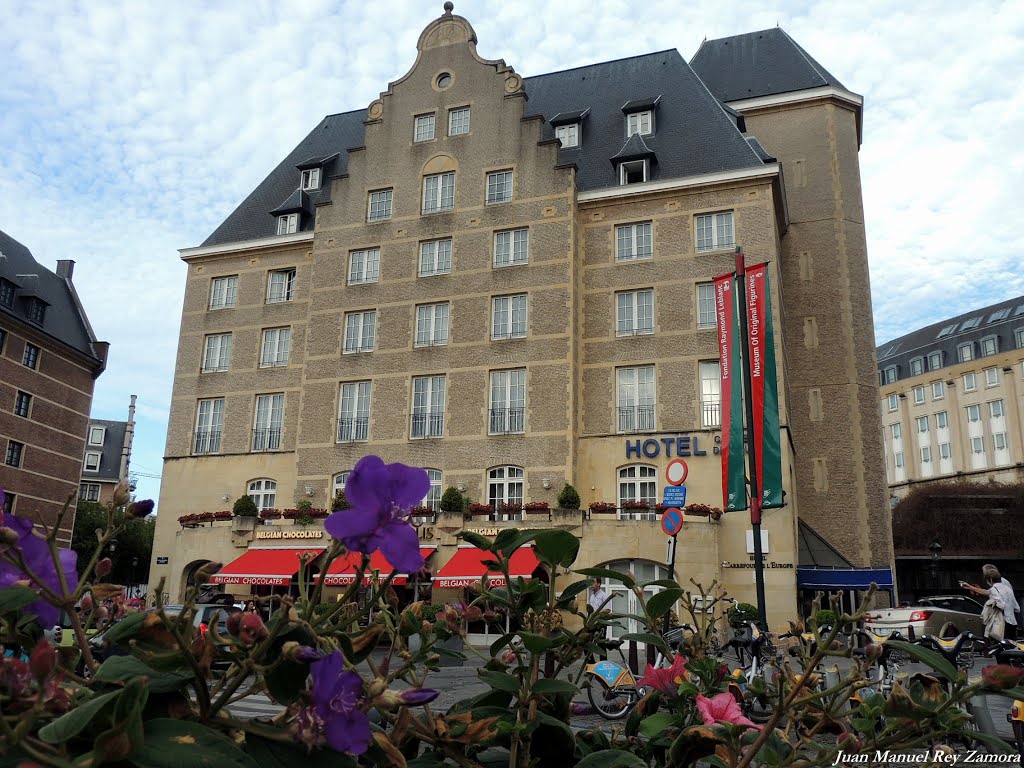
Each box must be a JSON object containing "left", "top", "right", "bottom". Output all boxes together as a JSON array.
[
  {"left": 695, "top": 692, "right": 761, "bottom": 730},
  {"left": 638, "top": 654, "right": 688, "bottom": 696}
]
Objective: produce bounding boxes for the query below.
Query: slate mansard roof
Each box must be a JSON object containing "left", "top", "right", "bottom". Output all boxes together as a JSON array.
[
  {"left": 86, "top": 419, "right": 128, "bottom": 482},
  {"left": 201, "top": 29, "right": 837, "bottom": 249},
  {"left": 0, "top": 229, "right": 105, "bottom": 365},
  {"left": 876, "top": 295, "right": 1024, "bottom": 383}
]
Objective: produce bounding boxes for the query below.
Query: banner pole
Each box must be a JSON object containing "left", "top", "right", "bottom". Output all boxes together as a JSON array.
[{"left": 735, "top": 247, "right": 768, "bottom": 631}]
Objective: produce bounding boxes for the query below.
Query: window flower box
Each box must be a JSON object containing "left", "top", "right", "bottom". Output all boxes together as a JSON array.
[
  {"left": 524, "top": 502, "right": 549, "bottom": 513},
  {"left": 410, "top": 505, "right": 435, "bottom": 516},
  {"left": 468, "top": 503, "right": 494, "bottom": 515},
  {"left": 497, "top": 503, "right": 523, "bottom": 515},
  {"left": 214, "top": 510, "right": 233, "bottom": 520},
  {"left": 259, "top": 509, "right": 282, "bottom": 520},
  {"left": 620, "top": 500, "right": 654, "bottom": 510},
  {"left": 683, "top": 503, "right": 723, "bottom": 520},
  {"left": 588, "top": 502, "right": 616, "bottom": 513}
]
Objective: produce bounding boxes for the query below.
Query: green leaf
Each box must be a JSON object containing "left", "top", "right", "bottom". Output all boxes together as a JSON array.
[
  {"left": 965, "top": 728, "right": 1014, "bottom": 754},
  {"left": 621, "top": 632, "right": 669, "bottom": 653},
  {"left": 532, "top": 529, "right": 580, "bottom": 568},
  {"left": 457, "top": 530, "right": 494, "bottom": 551},
  {"left": 489, "top": 633, "right": 516, "bottom": 657},
  {"left": 102, "top": 611, "right": 148, "bottom": 644},
  {"left": 639, "top": 711, "right": 675, "bottom": 738},
  {"left": 0, "top": 586, "right": 40, "bottom": 613},
  {"left": 479, "top": 670, "right": 520, "bottom": 693},
  {"left": 493, "top": 528, "right": 529, "bottom": 553},
  {"left": 555, "top": 578, "right": 591, "bottom": 608},
  {"left": 533, "top": 678, "right": 579, "bottom": 695},
  {"left": 639, "top": 579, "right": 681, "bottom": 590},
  {"left": 884, "top": 639, "right": 959, "bottom": 682},
  {"left": 518, "top": 631, "right": 567, "bottom": 654},
  {"left": 133, "top": 719, "right": 258, "bottom": 768},
  {"left": 575, "top": 567, "right": 635, "bottom": 589},
  {"left": 644, "top": 589, "right": 683, "bottom": 621},
  {"left": 989, "top": 685, "right": 1024, "bottom": 701},
  {"left": 574, "top": 750, "right": 645, "bottom": 768},
  {"left": 244, "top": 734, "right": 356, "bottom": 768},
  {"left": 264, "top": 626, "right": 316, "bottom": 705},
  {"left": 94, "top": 656, "right": 194, "bottom": 694},
  {"left": 38, "top": 689, "right": 122, "bottom": 743},
  {"left": 434, "top": 645, "right": 466, "bottom": 660}
]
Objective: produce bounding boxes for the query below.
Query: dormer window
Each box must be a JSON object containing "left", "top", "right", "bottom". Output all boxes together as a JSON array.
[
  {"left": 619, "top": 160, "right": 648, "bottom": 185},
  {"left": 555, "top": 123, "right": 579, "bottom": 148},
  {"left": 27, "top": 298, "right": 46, "bottom": 325},
  {"left": 627, "top": 111, "right": 652, "bottom": 136},
  {"left": 301, "top": 168, "right": 321, "bottom": 191},
  {"left": 0, "top": 279, "right": 14, "bottom": 307},
  {"left": 277, "top": 213, "right": 298, "bottom": 236}
]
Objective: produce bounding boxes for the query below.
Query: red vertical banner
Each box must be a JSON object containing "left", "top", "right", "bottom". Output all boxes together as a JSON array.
[{"left": 715, "top": 273, "right": 746, "bottom": 511}]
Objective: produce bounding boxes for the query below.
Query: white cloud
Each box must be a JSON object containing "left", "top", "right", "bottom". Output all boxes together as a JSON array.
[{"left": 1, "top": 0, "right": 1021, "bottom": 506}]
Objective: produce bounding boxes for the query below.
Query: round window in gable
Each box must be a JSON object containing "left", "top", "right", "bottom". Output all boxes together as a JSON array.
[{"left": 436, "top": 72, "right": 452, "bottom": 89}]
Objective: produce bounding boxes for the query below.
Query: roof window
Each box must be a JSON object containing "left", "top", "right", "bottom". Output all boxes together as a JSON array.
[
  {"left": 959, "top": 317, "right": 981, "bottom": 331},
  {"left": 988, "top": 308, "right": 1011, "bottom": 323},
  {"left": 937, "top": 324, "right": 956, "bottom": 338}
]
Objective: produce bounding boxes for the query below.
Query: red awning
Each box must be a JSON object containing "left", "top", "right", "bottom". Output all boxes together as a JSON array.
[
  {"left": 323, "top": 547, "right": 436, "bottom": 587},
  {"left": 434, "top": 548, "right": 540, "bottom": 589},
  {"left": 210, "top": 548, "right": 323, "bottom": 586}
]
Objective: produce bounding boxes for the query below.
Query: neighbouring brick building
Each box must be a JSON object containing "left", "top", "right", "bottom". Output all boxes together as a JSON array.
[
  {"left": 79, "top": 394, "right": 137, "bottom": 507},
  {"left": 0, "top": 229, "right": 108, "bottom": 544},
  {"left": 149, "top": 6, "right": 894, "bottom": 628}
]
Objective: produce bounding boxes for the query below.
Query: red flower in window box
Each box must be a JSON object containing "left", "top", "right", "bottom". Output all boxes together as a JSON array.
[
  {"left": 259, "top": 509, "right": 282, "bottom": 520},
  {"left": 214, "top": 510, "right": 233, "bottom": 520},
  {"left": 196, "top": 512, "right": 215, "bottom": 522},
  {"left": 588, "top": 502, "right": 616, "bottom": 513},
  {"left": 410, "top": 505, "right": 435, "bottom": 516},
  {"left": 468, "top": 503, "right": 494, "bottom": 515},
  {"left": 178, "top": 513, "right": 198, "bottom": 525},
  {"left": 524, "top": 501, "right": 549, "bottom": 513},
  {"left": 683, "top": 503, "right": 712, "bottom": 517},
  {"left": 620, "top": 500, "right": 654, "bottom": 510},
  {"left": 497, "top": 503, "right": 523, "bottom": 515},
  {"left": 307, "top": 508, "right": 329, "bottom": 519}
]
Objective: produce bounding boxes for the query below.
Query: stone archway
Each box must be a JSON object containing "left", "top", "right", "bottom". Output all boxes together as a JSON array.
[{"left": 178, "top": 559, "right": 213, "bottom": 601}]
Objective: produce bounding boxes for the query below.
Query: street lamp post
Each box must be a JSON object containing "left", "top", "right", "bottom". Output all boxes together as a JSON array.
[{"left": 929, "top": 540, "right": 942, "bottom": 590}]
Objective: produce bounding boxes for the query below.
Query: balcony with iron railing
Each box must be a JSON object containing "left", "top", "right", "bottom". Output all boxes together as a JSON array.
[
  {"left": 337, "top": 417, "right": 369, "bottom": 443},
  {"left": 488, "top": 407, "right": 525, "bottom": 435},
  {"left": 617, "top": 405, "right": 656, "bottom": 433},
  {"left": 251, "top": 428, "right": 282, "bottom": 452},
  {"left": 701, "top": 400, "right": 721, "bottom": 428},
  {"left": 193, "top": 430, "right": 222, "bottom": 455},
  {"left": 410, "top": 412, "right": 445, "bottom": 439}
]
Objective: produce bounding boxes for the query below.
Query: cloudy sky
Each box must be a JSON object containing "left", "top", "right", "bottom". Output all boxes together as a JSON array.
[{"left": 1, "top": 0, "right": 1021, "bottom": 508}]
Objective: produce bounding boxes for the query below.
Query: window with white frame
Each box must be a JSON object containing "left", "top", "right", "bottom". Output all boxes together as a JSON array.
[
  {"left": 627, "top": 111, "right": 652, "bottom": 136},
  {"left": 916, "top": 415, "right": 928, "bottom": 433},
  {"left": 555, "top": 123, "right": 579, "bottom": 147},
  {"left": 424, "top": 469, "right": 443, "bottom": 511},
  {"left": 488, "top": 466, "right": 524, "bottom": 519},
  {"left": 618, "top": 465, "right": 657, "bottom": 520},
  {"left": 931, "top": 380, "right": 944, "bottom": 399},
  {"left": 936, "top": 411, "right": 948, "bottom": 429},
  {"left": 984, "top": 367, "right": 999, "bottom": 387},
  {"left": 448, "top": 107, "right": 470, "bottom": 136},
  {"left": 963, "top": 372, "right": 977, "bottom": 391},
  {"left": 700, "top": 361, "right": 721, "bottom": 428},
  {"left": 990, "top": 399, "right": 1004, "bottom": 418},
  {"left": 940, "top": 442, "right": 952, "bottom": 460},
  {"left": 417, "top": 240, "right": 450, "bottom": 280},
  {"left": 202, "top": 333, "right": 232, "bottom": 372},
  {"left": 928, "top": 351, "right": 943, "bottom": 370},
  {"left": 619, "top": 160, "right": 648, "bottom": 185},
  {"left": 343, "top": 311, "right": 377, "bottom": 353},
  {"left": 337, "top": 381, "right": 371, "bottom": 442},
  {"left": 894, "top": 452, "right": 905, "bottom": 468},
  {"left": 486, "top": 171, "right": 513, "bottom": 204},
  {"left": 415, "top": 302, "right": 449, "bottom": 347},
  {"left": 209, "top": 276, "right": 238, "bottom": 310},
  {"left": 368, "top": 190, "right": 392, "bottom": 222},
  {"left": 411, "top": 375, "right": 446, "bottom": 439},
  {"left": 920, "top": 446, "right": 932, "bottom": 463},
  {"left": 260, "top": 327, "right": 291, "bottom": 368},
  {"left": 494, "top": 229, "right": 528, "bottom": 266},
  {"left": 489, "top": 369, "right": 526, "bottom": 434},
  {"left": 887, "top": 394, "right": 898, "bottom": 412},
  {"left": 994, "top": 432, "right": 1008, "bottom": 451},
  {"left": 253, "top": 394, "right": 284, "bottom": 451},
  {"left": 909, "top": 357, "right": 924, "bottom": 376},
  {"left": 981, "top": 336, "right": 999, "bottom": 357},
  {"left": 79, "top": 483, "right": 100, "bottom": 502},
  {"left": 84, "top": 451, "right": 100, "bottom": 472},
  {"left": 194, "top": 398, "right": 224, "bottom": 454},
  {"left": 247, "top": 479, "right": 277, "bottom": 510},
  {"left": 419, "top": 239, "right": 452, "bottom": 276},
  {"left": 1016, "top": 329, "right": 1024, "bottom": 349},
  {"left": 276, "top": 213, "right": 298, "bottom": 236},
  {"left": 890, "top": 423, "right": 902, "bottom": 440},
  {"left": 422, "top": 172, "right": 455, "bottom": 213},
  {"left": 348, "top": 248, "right": 380, "bottom": 284},
  {"left": 617, "top": 366, "right": 656, "bottom": 432},
  {"left": 414, "top": 114, "right": 436, "bottom": 142},
  {"left": 615, "top": 222, "right": 653, "bottom": 261},
  {"left": 616, "top": 289, "right": 654, "bottom": 336},
  {"left": 333, "top": 472, "right": 349, "bottom": 496},
  {"left": 967, "top": 404, "right": 981, "bottom": 422},
  {"left": 957, "top": 342, "right": 974, "bottom": 362},
  {"left": 971, "top": 436, "right": 984, "bottom": 454},
  {"left": 697, "top": 283, "right": 716, "bottom": 329},
  {"left": 598, "top": 559, "right": 670, "bottom": 637},
  {"left": 88, "top": 426, "right": 105, "bottom": 446},
  {"left": 881, "top": 366, "right": 897, "bottom": 385},
  {"left": 301, "top": 168, "right": 320, "bottom": 191},
  {"left": 267, "top": 269, "right": 296, "bottom": 303},
  {"left": 492, "top": 295, "right": 528, "bottom": 339},
  {"left": 695, "top": 211, "right": 735, "bottom": 252},
  {"left": 913, "top": 385, "right": 925, "bottom": 404}
]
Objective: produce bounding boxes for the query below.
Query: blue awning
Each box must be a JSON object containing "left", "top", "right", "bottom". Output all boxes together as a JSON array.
[{"left": 797, "top": 566, "right": 894, "bottom": 591}]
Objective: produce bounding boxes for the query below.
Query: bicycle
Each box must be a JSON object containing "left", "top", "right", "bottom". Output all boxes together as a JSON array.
[
  {"left": 583, "top": 627, "right": 685, "bottom": 720},
  {"left": 722, "top": 621, "right": 776, "bottom": 723},
  {"left": 985, "top": 637, "right": 1024, "bottom": 758}
]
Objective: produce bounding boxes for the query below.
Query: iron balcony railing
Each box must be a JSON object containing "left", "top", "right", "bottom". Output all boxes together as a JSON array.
[
  {"left": 410, "top": 412, "right": 445, "bottom": 439},
  {"left": 488, "top": 407, "right": 525, "bottom": 435},
  {"left": 701, "top": 401, "right": 722, "bottom": 428},
  {"left": 193, "top": 430, "right": 222, "bottom": 454},
  {"left": 251, "top": 428, "right": 282, "bottom": 452},
  {"left": 617, "top": 405, "right": 656, "bottom": 433},
  {"left": 337, "top": 417, "right": 369, "bottom": 442}
]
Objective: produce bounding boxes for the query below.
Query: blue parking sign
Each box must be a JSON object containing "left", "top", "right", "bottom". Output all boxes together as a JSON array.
[{"left": 663, "top": 486, "right": 687, "bottom": 507}]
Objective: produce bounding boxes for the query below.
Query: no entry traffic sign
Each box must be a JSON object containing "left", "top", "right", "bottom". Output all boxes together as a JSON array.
[
  {"left": 665, "top": 459, "right": 688, "bottom": 486},
  {"left": 662, "top": 507, "right": 684, "bottom": 536}
]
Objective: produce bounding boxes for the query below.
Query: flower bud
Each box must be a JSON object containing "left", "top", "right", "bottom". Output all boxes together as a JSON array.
[
  {"left": 112, "top": 479, "right": 131, "bottom": 508},
  {"left": 399, "top": 687, "right": 439, "bottom": 706},
  {"left": 95, "top": 558, "right": 113, "bottom": 578},
  {"left": 126, "top": 499, "right": 155, "bottom": 518},
  {"left": 238, "top": 613, "right": 268, "bottom": 646},
  {"left": 95, "top": 606, "right": 110, "bottom": 622},
  {"left": 0, "top": 527, "right": 19, "bottom": 546},
  {"left": 864, "top": 643, "right": 883, "bottom": 662},
  {"left": 282, "top": 641, "right": 322, "bottom": 663},
  {"left": 95, "top": 730, "right": 134, "bottom": 762},
  {"left": 982, "top": 663, "right": 1024, "bottom": 690},
  {"left": 29, "top": 639, "right": 56, "bottom": 682},
  {"left": 463, "top": 605, "right": 483, "bottom": 622},
  {"left": 80, "top": 595, "right": 93, "bottom": 611},
  {"left": 92, "top": 583, "right": 123, "bottom": 600},
  {"left": 226, "top": 611, "right": 242, "bottom": 636}
]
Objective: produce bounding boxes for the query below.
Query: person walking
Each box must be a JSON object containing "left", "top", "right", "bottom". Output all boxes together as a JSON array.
[
  {"left": 962, "top": 564, "right": 1019, "bottom": 640},
  {"left": 588, "top": 578, "right": 610, "bottom": 613}
]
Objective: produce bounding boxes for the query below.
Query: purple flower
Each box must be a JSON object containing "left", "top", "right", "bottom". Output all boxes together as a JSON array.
[
  {"left": 310, "top": 650, "right": 371, "bottom": 755},
  {"left": 324, "top": 457, "right": 428, "bottom": 574},
  {"left": 127, "top": 499, "right": 154, "bottom": 518},
  {"left": 0, "top": 512, "right": 77, "bottom": 628}
]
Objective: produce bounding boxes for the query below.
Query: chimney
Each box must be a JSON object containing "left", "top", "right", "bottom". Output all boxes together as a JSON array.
[
  {"left": 56, "top": 260, "right": 75, "bottom": 280},
  {"left": 120, "top": 394, "right": 137, "bottom": 481}
]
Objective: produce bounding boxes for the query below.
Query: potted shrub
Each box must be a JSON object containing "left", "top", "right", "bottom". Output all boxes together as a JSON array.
[
  {"left": 557, "top": 484, "right": 580, "bottom": 510},
  {"left": 332, "top": 489, "right": 351, "bottom": 512},
  {"left": 439, "top": 487, "right": 462, "bottom": 515},
  {"left": 232, "top": 494, "right": 259, "bottom": 532}
]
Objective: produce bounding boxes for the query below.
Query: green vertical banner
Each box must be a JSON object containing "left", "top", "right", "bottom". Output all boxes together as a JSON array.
[
  {"left": 745, "top": 264, "right": 784, "bottom": 511},
  {"left": 715, "top": 273, "right": 747, "bottom": 512}
]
